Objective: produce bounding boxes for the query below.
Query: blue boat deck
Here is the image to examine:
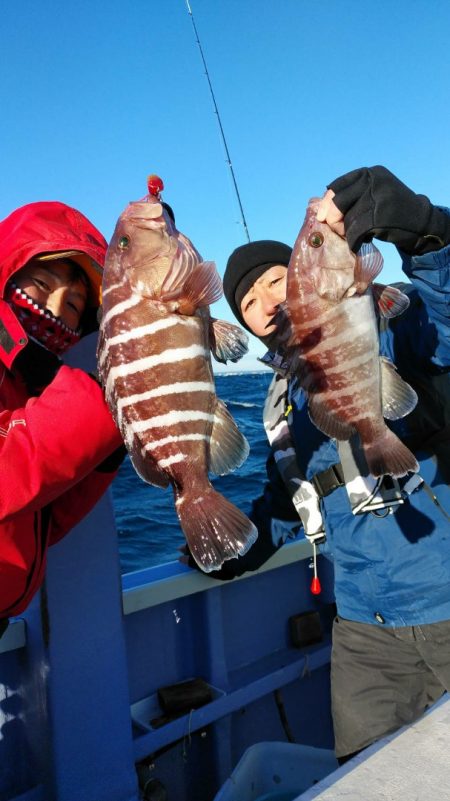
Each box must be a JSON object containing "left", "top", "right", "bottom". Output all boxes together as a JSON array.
[
  {"left": 2, "top": 485, "right": 449, "bottom": 801},
  {"left": 0, "top": 486, "right": 335, "bottom": 801}
]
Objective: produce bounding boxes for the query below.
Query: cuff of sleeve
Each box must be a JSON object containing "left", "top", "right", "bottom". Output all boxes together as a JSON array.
[{"left": 401, "top": 241, "right": 450, "bottom": 276}]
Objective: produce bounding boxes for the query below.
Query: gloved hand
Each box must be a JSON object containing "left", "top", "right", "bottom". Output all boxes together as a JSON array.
[
  {"left": 178, "top": 499, "right": 283, "bottom": 581},
  {"left": 178, "top": 543, "right": 242, "bottom": 580},
  {"left": 13, "top": 338, "right": 62, "bottom": 394},
  {"left": 325, "top": 166, "right": 450, "bottom": 254},
  {"left": 95, "top": 444, "right": 127, "bottom": 473}
]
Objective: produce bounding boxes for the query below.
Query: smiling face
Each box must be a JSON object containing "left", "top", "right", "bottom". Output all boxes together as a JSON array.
[
  {"left": 240, "top": 264, "right": 288, "bottom": 338},
  {"left": 13, "top": 258, "right": 88, "bottom": 330}
]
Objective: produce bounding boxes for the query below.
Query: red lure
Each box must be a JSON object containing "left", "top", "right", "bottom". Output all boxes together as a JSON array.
[{"left": 147, "top": 175, "right": 164, "bottom": 198}]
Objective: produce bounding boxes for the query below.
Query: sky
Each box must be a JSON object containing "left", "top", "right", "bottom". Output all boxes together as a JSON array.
[{"left": 1, "top": 0, "right": 449, "bottom": 371}]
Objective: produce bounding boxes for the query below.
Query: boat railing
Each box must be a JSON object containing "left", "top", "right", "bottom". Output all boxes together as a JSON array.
[
  {"left": 121, "top": 537, "right": 314, "bottom": 615},
  {"left": 0, "top": 484, "right": 334, "bottom": 801}
]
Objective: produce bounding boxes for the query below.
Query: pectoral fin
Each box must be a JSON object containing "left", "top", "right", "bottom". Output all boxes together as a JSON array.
[
  {"left": 209, "top": 318, "right": 249, "bottom": 363},
  {"left": 160, "top": 260, "right": 223, "bottom": 313},
  {"left": 209, "top": 398, "right": 250, "bottom": 475},
  {"left": 380, "top": 357, "right": 418, "bottom": 420},
  {"left": 372, "top": 283, "right": 410, "bottom": 318},
  {"left": 354, "top": 243, "right": 384, "bottom": 292}
]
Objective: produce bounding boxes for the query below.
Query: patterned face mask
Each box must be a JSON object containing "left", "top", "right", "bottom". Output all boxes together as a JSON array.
[{"left": 4, "top": 281, "right": 82, "bottom": 355}]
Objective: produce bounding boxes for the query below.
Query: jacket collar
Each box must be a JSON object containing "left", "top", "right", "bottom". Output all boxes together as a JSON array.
[{"left": 0, "top": 300, "right": 27, "bottom": 370}]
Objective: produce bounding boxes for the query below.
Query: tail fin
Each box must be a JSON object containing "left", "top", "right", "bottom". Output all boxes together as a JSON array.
[
  {"left": 363, "top": 427, "right": 419, "bottom": 478},
  {"left": 176, "top": 485, "right": 258, "bottom": 573}
]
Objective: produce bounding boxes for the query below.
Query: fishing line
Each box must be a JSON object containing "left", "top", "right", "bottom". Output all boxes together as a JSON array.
[{"left": 185, "top": 0, "right": 251, "bottom": 243}]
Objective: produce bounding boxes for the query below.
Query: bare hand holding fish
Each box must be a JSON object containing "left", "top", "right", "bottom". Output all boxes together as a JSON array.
[
  {"left": 97, "top": 176, "right": 257, "bottom": 572},
  {"left": 285, "top": 195, "right": 419, "bottom": 479}
]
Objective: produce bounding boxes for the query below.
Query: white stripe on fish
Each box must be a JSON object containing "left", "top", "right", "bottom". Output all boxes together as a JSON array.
[
  {"left": 286, "top": 305, "right": 342, "bottom": 331},
  {"left": 105, "top": 344, "right": 209, "bottom": 396},
  {"left": 321, "top": 374, "right": 379, "bottom": 400},
  {"left": 99, "top": 316, "right": 198, "bottom": 365},
  {"left": 130, "top": 410, "right": 216, "bottom": 434},
  {"left": 319, "top": 351, "right": 375, "bottom": 376},
  {"left": 101, "top": 281, "right": 127, "bottom": 297},
  {"left": 158, "top": 453, "right": 187, "bottom": 469},
  {"left": 142, "top": 433, "right": 210, "bottom": 453},
  {"left": 116, "top": 380, "right": 215, "bottom": 426},
  {"left": 101, "top": 295, "right": 141, "bottom": 327},
  {"left": 309, "top": 320, "right": 371, "bottom": 352}
]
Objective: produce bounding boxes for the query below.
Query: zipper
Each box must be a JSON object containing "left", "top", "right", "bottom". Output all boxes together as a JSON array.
[{"left": 3, "top": 507, "right": 50, "bottom": 616}]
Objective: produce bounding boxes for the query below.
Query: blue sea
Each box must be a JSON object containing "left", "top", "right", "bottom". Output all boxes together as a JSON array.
[{"left": 111, "top": 371, "right": 273, "bottom": 574}]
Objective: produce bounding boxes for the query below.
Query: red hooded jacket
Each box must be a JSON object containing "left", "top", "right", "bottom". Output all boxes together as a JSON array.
[{"left": 0, "top": 202, "right": 123, "bottom": 618}]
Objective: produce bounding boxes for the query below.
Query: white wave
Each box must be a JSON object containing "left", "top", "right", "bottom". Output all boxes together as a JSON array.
[
  {"left": 227, "top": 400, "right": 260, "bottom": 409},
  {"left": 215, "top": 370, "right": 270, "bottom": 378}
]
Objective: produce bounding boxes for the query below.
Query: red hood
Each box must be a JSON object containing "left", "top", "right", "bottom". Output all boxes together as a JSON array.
[
  {"left": 0, "top": 201, "right": 107, "bottom": 369},
  {"left": 0, "top": 201, "right": 107, "bottom": 295}
]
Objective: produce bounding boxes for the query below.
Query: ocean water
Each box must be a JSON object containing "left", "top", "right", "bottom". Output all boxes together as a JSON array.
[{"left": 111, "top": 371, "right": 273, "bottom": 574}]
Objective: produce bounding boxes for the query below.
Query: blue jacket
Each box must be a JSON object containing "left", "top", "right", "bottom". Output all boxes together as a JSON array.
[{"left": 210, "top": 241, "right": 450, "bottom": 628}]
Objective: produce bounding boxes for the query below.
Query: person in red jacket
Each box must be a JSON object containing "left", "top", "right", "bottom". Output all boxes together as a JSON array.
[{"left": 0, "top": 201, "right": 124, "bottom": 631}]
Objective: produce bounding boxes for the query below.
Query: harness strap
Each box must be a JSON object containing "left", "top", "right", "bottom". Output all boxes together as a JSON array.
[{"left": 311, "top": 463, "right": 345, "bottom": 497}]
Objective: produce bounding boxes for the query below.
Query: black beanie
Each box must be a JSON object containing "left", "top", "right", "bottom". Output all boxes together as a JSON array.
[{"left": 223, "top": 240, "right": 292, "bottom": 332}]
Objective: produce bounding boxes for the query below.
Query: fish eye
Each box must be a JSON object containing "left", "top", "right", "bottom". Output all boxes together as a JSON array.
[
  {"left": 118, "top": 235, "right": 130, "bottom": 250},
  {"left": 308, "top": 232, "right": 324, "bottom": 248}
]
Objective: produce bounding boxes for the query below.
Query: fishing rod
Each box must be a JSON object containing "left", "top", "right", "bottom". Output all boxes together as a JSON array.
[{"left": 185, "top": 0, "right": 251, "bottom": 243}]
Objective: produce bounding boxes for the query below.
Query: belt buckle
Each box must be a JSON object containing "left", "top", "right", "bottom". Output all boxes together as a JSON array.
[{"left": 312, "top": 464, "right": 343, "bottom": 497}]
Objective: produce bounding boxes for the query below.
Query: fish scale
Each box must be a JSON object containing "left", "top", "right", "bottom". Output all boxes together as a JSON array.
[
  {"left": 97, "top": 187, "right": 257, "bottom": 571},
  {"left": 102, "top": 290, "right": 216, "bottom": 478},
  {"left": 285, "top": 198, "right": 419, "bottom": 478}
]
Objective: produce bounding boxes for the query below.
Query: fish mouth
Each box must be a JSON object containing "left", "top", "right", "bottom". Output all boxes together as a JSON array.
[
  {"left": 306, "top": 196, "right": 349, "bottom": 243},
  {"left": 122, "top": 200, "right": 167, "bottom": 229},
  {"left": 308, "top": 197, "right": 322, "bottom": 212},
  {"left": 126, "top": 214, "right": 166, "bottom": 231}
]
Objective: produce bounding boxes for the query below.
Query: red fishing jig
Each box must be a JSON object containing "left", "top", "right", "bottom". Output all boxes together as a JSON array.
[{"left": 147, "top": 175, "right": 164, "bottom": 198}]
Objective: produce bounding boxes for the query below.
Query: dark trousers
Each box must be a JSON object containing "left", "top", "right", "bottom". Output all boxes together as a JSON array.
[{"left": 331, "top": 615, "right": 450, "bottom": 758}]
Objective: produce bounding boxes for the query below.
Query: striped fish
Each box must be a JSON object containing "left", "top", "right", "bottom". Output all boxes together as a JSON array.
[
  {"left": 97, "top": 193, "right": 257, "bottom": 571},
  {"left": 285, "top": 198, "right": 419, "bottom": 479}
]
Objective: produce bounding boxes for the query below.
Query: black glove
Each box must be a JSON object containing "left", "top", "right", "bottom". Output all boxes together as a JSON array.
[
  {"left": 180, "top": 491, "right": 294, "bottom": 580},
  {"left": 96, "top": 445, "right": 127, "bottom": 473},
  {"left": 328, "top": 166, "right": 450, "bottom": 255},
  {"left": 13, "top": 338, "right": 62, "bottom": 395},
  {"left": 181, "top": 540, "right": 276, "bottom": 581}
]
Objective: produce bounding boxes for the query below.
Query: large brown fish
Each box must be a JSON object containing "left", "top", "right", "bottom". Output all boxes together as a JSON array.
[
  {"left": 97, "top": 189, "right": 257, "bottom": 571},
  {"left": 285, "top": 198, "right": 419, "bottom": 478}
]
